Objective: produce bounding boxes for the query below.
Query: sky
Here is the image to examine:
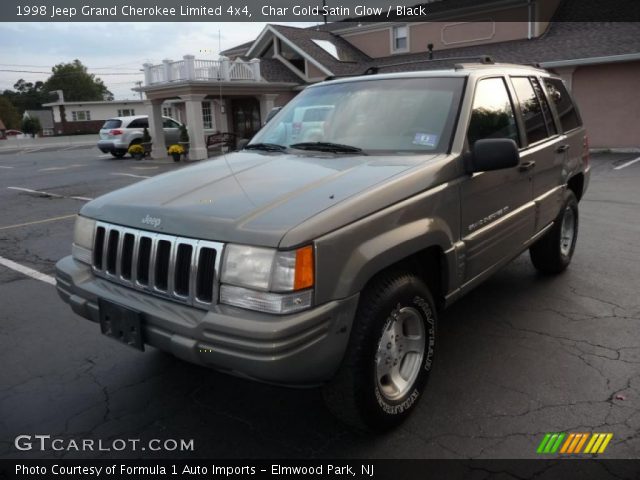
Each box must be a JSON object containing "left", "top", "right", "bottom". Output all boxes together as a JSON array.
[{"left": 0, "top": 22, "right": 315, "bottom": 100}]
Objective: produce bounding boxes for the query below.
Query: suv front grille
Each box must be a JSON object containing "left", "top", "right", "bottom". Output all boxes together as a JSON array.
[{"left": 92, "top": 222, "right": 223, "bottom": 309}]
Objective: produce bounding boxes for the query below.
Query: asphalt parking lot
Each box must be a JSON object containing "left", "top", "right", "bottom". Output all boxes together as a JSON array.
[{"left": 0, "top": 145, "right": 639, "bottom": 460}]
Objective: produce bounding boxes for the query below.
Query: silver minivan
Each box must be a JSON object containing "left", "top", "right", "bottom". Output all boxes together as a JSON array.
[{"left": 97, "top": 115, "right": 182, "bottom": 158}]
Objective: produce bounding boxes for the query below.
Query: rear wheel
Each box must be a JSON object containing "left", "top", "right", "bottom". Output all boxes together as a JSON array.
[
  {"left": 323, "top": 271, "right": 437, "bottom": 432},
  {"left": 530, "top": 190, "right": 579, "bottom": 274}
]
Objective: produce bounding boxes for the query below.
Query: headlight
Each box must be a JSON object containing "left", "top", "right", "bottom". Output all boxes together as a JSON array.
[
  {"left": 72, "top": 215, "right": 95, "bottom": 264},
  {"left": 220, "top": 244, "right": 314, "bottom": 314}
]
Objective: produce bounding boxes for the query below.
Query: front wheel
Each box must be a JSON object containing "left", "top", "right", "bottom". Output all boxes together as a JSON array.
[
  {"left": 323, "top": 271, "right": 437, "bottom": 432},
  {"left": 530, "top": 190, "right": 579, "bottom": 274}
]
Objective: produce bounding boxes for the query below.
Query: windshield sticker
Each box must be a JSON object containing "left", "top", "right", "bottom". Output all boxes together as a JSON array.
[{"left": 412, "top": 133, "right": 439, "bottom": 147}]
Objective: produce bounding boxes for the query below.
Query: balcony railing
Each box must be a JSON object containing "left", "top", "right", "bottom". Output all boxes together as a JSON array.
[{"left": 143, "top": 55, "right": 261, "bottom": 86}]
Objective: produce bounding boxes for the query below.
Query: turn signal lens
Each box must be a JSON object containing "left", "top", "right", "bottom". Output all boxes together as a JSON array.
[{"left": 294, "top": 245, "right": 314, "bottom": 290}]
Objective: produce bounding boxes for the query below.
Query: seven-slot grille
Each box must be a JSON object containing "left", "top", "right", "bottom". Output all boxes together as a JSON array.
[{"left": 92, "top": 221, "right": 223, "bottom": 309}]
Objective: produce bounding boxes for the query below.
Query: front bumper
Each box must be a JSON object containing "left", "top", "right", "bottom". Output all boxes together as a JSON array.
[{"left": 55, "top": 256, "right": 358, "bottom": 386}]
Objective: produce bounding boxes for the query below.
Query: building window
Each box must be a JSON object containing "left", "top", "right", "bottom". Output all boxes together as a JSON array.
[
  {"left": 162, "top": 106, "right": 173, "bottom": 118},
  {"left": 277, "top": 39, "right": 306, "bottom": 75},
  {"left": 392, "top": 25, "right": 409, "bottom": 52},
  {"left": 202, "top": 102, "right": 213, "bottom": 129},
  {"left": 117, "top": 108, "right": 135, "bottom": 117},
  {"left": 71, "top": 111, "right": 91, "bottom": 121}
]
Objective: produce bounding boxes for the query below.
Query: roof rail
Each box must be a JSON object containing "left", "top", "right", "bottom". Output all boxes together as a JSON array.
[
  {"left": 367, "top": 55, "right": 494, "bottom": 75},
  {"left": 324, "top": 55, "right": 495, "bottom": 81}
]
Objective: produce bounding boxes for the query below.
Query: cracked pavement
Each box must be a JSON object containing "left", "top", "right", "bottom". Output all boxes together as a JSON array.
[{"left": 0, "top": 150, "right": 638, "bottom": 460}]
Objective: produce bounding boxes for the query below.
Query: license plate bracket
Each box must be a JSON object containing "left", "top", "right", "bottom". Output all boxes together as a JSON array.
[{"left": 98, "top": 299, "right": 144, "bottom": 351}]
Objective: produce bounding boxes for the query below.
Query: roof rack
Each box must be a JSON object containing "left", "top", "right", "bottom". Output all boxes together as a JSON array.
[
  {"left": 324, "top": 55, "right": 494, "bottom": 80},
  {"left": 364, "top": 55, "right": 494, "bottom": 75}
]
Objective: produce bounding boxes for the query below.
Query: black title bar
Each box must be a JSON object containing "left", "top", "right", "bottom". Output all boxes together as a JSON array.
[
  {"left": 2, "top": 0, "right": 640, "bottom": 22},
  {"left": 2, "top": 459, "right": 640, "bottom": 480}
]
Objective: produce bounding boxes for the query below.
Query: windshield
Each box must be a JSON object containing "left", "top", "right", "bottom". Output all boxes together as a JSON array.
[{"left": 250, "top": 77, "right": 465, "bottom": 154}]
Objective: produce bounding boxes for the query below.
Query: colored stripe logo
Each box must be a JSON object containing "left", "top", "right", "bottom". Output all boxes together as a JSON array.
[{"left": 537, "top": 433, "right": 613, "bottom": 455}]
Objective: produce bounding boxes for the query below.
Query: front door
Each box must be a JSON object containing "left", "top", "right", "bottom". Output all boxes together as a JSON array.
[
  {"left": 460, "top": 77, "right": 535, "bottom": 284},
  {"left": 231, "top": 98, "right": 261, "bottom": 140}
]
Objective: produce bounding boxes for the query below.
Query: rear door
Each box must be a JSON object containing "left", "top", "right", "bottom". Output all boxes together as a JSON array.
[
  {"left": 509, "top": 75, "right": 566, "bottom": 231},
  {"left": 460, "top": 76, "right": 535, "bottom": 283}
]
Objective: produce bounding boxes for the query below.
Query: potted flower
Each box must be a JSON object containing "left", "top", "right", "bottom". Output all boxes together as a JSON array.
[
  {"left": 178, "top": 124, "right": 189, "bottom": 157},
  {"left": 128, "top": 143, "right": 145, "bottom": 161},
  {"left": 167, "top": 144, "right": 185, "bottom": 162},
  {"left": 141, "top": 127, "right": 152, "bottom": 156}
]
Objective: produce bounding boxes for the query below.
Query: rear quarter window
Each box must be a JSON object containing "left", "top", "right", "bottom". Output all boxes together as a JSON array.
[
  {"left": 127, "top": 118, "right": 149, "bottom": 128},
  {"left": 101, "top": 119, "right": 122, "bottom": 129},
  {"left": 543, "top": 78, "right": 582, "bottom": 132}
]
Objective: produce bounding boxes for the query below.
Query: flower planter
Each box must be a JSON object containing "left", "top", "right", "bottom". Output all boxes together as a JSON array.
[
  {"left": 132, "top": 153, "right": 144, "bottom": 161},
  {"left": 142, "top": 142, "right": 153, "bottom": 156},
  {"left": 171, "top": 153, "right": 181, "bottom": 162},
  {"left": 179, "top": 142, "right": 190, "bottom": 161}
]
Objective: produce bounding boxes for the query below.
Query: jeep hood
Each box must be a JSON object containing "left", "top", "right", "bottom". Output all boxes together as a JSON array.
[{"left": 81, "top": 151, "right": 443, "bottom": 247}]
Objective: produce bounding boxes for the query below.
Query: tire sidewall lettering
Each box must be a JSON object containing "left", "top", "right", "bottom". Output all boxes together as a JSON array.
[{"left": 373, "top": 294, "right": 435, "bottom": 416}]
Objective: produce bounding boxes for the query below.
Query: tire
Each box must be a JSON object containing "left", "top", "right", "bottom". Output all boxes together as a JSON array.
[
  {"left": 323, "top": 271, "right": 437, "bottom": 432},
  {"left": 530, "top": 190, "right": 579, "bottom": 274}
]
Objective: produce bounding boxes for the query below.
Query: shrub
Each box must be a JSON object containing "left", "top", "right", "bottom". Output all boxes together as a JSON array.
[
  {"left": 128, "top": 144, "right": 144, "bottom": 154},
  {"left": 179, "top": 124, "right": 189, "bottom": 143},
  {"left": 167, "top": 144, "right": 184, "bottom": 155}
]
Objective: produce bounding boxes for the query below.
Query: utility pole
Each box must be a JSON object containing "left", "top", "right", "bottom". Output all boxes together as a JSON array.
[{"left": 135, "top": 81, "right": 143, "bottom": 100}]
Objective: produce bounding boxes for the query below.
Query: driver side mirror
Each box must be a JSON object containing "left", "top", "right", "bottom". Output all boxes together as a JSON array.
[{"left": 466, "top": 138, "right": 520, "bottom": 173}]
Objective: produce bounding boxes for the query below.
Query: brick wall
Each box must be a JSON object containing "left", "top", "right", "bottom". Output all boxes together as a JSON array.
[{"left": 54, "top": 120, "right": 104, "bottom": 135}]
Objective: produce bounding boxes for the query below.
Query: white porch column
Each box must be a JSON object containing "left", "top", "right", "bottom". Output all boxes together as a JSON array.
[
  {"left": 184, "top": 55, "right": 196, "bottom": 80},
  {"left": 180, "top": 94, "right": 207, "bottom": 160},
  {"left": 162, "top": 59, "right": 173, "bottom": 82},
  {"left": 259, "top": 94, "right": 279, "bottom": 124},
  {"left": 220, "top": 56, "right": 230, "bottom": 81},
  {"left": 143, "top": 63, "right": 152, "bottom": 85},
  {"left": 249, "top": 58, "right": 261, "bottom": 81},
  {"left": 146, "top": 99, "right": 166, "bottom": 157}
]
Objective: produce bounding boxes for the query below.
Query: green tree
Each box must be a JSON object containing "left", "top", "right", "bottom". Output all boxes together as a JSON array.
[
  {"left": 22, "top": 116, "right": 41, "bottom": 137},
  {"left": 2, "top": 79, "right": 51, "bottom": 115},
  {"left": 0, "top": 96, "right": 21, "bottom": 129},
  {"left": 44, "top": 59, "right": 113, "bottom": 102}
]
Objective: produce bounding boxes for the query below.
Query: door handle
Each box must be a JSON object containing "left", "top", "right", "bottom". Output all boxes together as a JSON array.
[
  {"left": 555, "top": 144, "right": 570, "bottom": 153},
  {"left": 519, "top": 160, "right": 536, "bottom": 172}
]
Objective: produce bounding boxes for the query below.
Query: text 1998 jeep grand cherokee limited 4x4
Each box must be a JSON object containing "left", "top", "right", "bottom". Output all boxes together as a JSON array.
[{"left": 56, "top": 63, "right": 590, "bottom": 431}]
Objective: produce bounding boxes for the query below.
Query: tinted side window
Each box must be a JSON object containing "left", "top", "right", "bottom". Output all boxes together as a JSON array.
[
  {"left": 128, "top": 118, "right": 148, "bottom": 128},
  {"left": 531, "top": 77, "right": 557, "bottom": 136},
  {"left": 511, "top": 77, "right": 548, "bottom": 144},
  {"left": 468, "top": 77, "right": 519, "bottom": 147},
  {"left": 163, "top": 118, "right": 180, "bottom": 128},
  {"left": 543, "top": 78, "right": 581, "bottom": 132}
]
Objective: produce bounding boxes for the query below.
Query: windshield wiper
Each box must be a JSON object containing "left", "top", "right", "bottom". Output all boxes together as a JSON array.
[
  {"left": 289, "top": 142, "right": 365, "bottom": 154},
  {"left": 244, "top": 143, "right": 287, "bottom": 152}
]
